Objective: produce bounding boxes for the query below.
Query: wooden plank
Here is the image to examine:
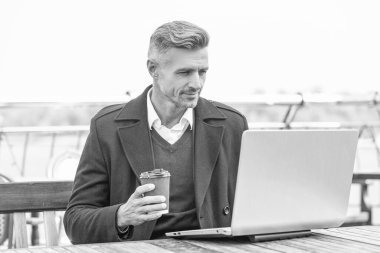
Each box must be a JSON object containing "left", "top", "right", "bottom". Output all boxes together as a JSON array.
[
  {"left": 293, "top": 235, "right": 376, "bottom": 253},
  {"left": 358, "top": 226, "right": 380, "bottom": 232},
  {"left": 103, "top": 243, "right": 139, "bottom": 253},
  {"left": 272, "top": 237, "right": 338, "bottom": 253},
  {"left": 348, "top": 226, "right": 380, "bottom": 235},
  {"left": 0, "top": 181, "right": 73, "bottom": 213},
  {"left": 149, "top": 239, "right": 221, "bottom": 252},
  {"left": 44, "top": 211, "right": 59, "bottom": 247},
  {"left": 188, "top": 239, "right": 282, "bottom": 253},
  {"left": 87, "top": 244, "right": 123, "bottom": 253},
  {"left": 249, "top": 240, "right": 311, "bottom": 253},
  {"left": 63, "top": 245, "right": 103, "bottom": 253},
  {"left": 326, "top": 226, "right": 380, "bottom": 240},
  {"left": 13, "top": 213, "right": 28, "bottom": 248},
  {"left": 102, "top": 242, "right": 164, "bottom": 253},
  {"left": 341, "top": 227, "right": 380, "bottom": 238},
  {"left": 48, "top": 247, "right": 74, "bottom": 253},
  {"left": 311, "top": 234, "right": 380, "bottom": 253},
  {"left": 41, "top": 247, "right": 66, "bottom": 253},
  {"left": 253, "top": 233, "right": 362, "bottom": 253},
  {"left": 116, "top": 241, "right": 178, "bottom": 253},
  {"left": 7, "top": 249, "right": 30, "bottom": 253},
  {"left": 185, "top": 239, "right": 253, "bottom": 253},
  {"left": 315, "top": 228, "right": 380, "bottom": 246}
]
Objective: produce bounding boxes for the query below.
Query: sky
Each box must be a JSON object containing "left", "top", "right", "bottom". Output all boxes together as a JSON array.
[{"left": 0, "top": 0, "right": 380, "bottom": 102}]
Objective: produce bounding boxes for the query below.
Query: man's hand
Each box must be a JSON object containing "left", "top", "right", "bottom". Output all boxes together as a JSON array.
[{"left": 117, "top": 184, "right": 166, "bottom": 228}]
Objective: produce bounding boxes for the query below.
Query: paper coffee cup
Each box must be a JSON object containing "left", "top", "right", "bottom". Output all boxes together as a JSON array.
[{"left": 140, "top": 168, "right": 170, "bottom": 214}]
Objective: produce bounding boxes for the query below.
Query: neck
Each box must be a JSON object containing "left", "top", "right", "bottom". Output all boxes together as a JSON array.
[{"left": 150, "top": 88, "right": 186, "bottom": 128}]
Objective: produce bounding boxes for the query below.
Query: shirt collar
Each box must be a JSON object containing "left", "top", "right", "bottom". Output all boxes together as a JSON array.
[{"left": 147, "top": 88, "right": 193, "bottom": 130}]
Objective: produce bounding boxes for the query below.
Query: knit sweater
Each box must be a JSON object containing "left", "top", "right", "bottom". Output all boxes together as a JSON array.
[{"left": 150, "top": 127, "right": 200, "bottom": 239}]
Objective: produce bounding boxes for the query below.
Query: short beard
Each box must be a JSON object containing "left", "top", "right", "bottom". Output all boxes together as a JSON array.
[{"left": 177, "top": 96, "right": 199, "bottom": 109}]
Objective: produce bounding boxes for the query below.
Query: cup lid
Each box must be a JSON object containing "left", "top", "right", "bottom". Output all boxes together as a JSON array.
[{"left": 140, "top": 168, "right": 170, "bottom": 179}]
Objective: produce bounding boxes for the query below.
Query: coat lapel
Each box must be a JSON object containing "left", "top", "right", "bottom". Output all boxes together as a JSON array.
[
  {"left": 115, "top": 86, "right": 155, "bottom": 181},
  {"left": 193, "top": 99, "right": 226, "bottom": 216},
  {"left": 115, "top": 86, "right": 157, "bottom": 240}
]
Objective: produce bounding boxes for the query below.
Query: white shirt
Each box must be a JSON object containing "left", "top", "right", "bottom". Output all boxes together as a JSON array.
[{"left": 147, "top": 89, "right": 193, "bottom": 145}]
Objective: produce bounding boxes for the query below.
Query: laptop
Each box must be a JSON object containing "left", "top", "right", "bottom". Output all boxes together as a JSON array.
[{"left": 166, "top": 129, "right": 359, "bottom": 241}]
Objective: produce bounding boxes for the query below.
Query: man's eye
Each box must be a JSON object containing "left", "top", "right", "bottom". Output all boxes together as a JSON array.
[
  {"left": 199, "top": 70, "right": 207, "bottom": 75},
  {"left": 179, "top": 71, "right": 189, "bottom": 75}
]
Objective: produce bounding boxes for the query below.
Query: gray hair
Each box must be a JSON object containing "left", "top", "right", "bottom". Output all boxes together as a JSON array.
[{"left": 148, "top": 21, "right": 209, "bottom": 61}]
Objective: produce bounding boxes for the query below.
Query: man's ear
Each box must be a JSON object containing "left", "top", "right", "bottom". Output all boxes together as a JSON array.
[{"left": 147, "top": 59, "right": 158, "bottom": 78}]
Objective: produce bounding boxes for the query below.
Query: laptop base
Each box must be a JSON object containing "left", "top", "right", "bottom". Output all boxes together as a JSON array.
[
  {"left": 167, "top": 228, "right": 312, "bottom": 242},
  {"left": 248, "top": 230, "right": 312, "bottom": 242},
  {"left": 166, "top": 227, "right": 232, "bottom": 238}
]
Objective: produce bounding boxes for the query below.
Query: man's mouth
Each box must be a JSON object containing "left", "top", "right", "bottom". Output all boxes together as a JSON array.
[
  {"left": 183, "top": 92, "right": 198, "bottom": 98},
  {"left": 182, "top": 89, "right": 200, "bottom": 95}
]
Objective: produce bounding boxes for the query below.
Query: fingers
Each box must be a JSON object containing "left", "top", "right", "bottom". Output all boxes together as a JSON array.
[
  {"left": 117, "top": 186, "right": 167, "bottom": 227},
  {"left": 141, "top": 212, "right": 163, "bottom": 222},
  {"left": 129, "top": 195, "right": 166, "bottom": 216},
  {"left": 132, "top": 184, "right": 155, "bottom": 198},
  {"left": 138, "top": 196, "right": 166, "bottom": 206},
  {"left": 138, "top": 203, "right": 167, "bottom": 214}
]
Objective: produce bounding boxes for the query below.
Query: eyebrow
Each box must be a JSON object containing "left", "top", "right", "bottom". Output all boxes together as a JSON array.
[{"left": 176, "top": 67, "right": 209, "bottom": 72}]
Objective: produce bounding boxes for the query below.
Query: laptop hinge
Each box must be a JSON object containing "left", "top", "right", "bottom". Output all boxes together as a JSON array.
[{"left": 247, "top": 230, "right": 312, "bottom": 242}]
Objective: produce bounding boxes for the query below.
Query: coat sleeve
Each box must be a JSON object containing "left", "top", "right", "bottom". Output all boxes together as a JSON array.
[{"left": 63, "top": 118, "right": 122, "bottom": 244}]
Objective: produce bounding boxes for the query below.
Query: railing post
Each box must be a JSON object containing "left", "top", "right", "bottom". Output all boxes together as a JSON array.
[
  {"left": 373, "top": 91, "right": 380, "bottom": 120},
  {"left": 2, "top": 134, "right": 21, "bottom": 174},
  {"left": 282, "top": 93, "right": 304, "bottom": 129},
  {"left": 76, "top": 131, "right": 83, "bottom": 150},
  {"left": 30, "top": 212, "right": 40, "bottom": 246},
  {"left": 45, "top": 133, "right": 57, "bottom": 174},
  {"left": 21, "top": 133, "right": 30, "bottom": 177},
  {"left": 360, "top": 182, "right": 372, "bottom": 225}
]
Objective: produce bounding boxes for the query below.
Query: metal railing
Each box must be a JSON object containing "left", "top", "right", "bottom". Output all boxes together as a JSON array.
[
  {"left": 0, "top": 126, "right": 89, "bottom": 177},
  {"left": 1, "top": 92, "right": 379, "bottom": 176}
]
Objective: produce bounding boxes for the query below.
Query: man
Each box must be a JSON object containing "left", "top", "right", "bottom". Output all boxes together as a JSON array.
[{"left": 64, "top": 21, "right": 248, "bottom": 243}]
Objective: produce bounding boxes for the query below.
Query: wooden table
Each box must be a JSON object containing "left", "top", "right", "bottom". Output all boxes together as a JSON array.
[{"left": 2, "top": 226, "right": 380, "bottom": 252}]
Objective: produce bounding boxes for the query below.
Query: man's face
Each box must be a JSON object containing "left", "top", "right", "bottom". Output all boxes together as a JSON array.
[{"left": 153, "top": 47, "right": 209, "bottom": 109}]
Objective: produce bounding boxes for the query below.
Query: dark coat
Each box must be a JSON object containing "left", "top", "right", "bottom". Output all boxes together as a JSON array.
[{"left": 63, "top": 86, "right": 248, "bottom": 244}]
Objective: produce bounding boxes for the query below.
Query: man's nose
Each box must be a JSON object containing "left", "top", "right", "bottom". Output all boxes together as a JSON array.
[{"left": 189, "top": 72, "right": 202, "bottom": 90}]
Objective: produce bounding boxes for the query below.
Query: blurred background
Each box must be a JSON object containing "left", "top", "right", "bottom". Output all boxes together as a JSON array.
[{"left": 1, "top": 0, "right": 380, "bottom": 247}]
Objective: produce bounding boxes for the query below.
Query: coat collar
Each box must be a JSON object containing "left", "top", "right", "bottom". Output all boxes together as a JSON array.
[
  {"left": 115, "top": 85, "right": 226, "bottom": 122},
  {"left": 114, "top": 86, "right": 150, "bottom": 121}
]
